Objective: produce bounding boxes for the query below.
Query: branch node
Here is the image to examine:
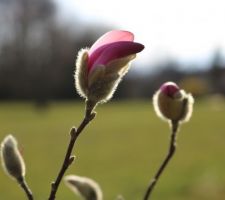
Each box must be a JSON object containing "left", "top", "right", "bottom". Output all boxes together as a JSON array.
[
  {"left": 70, "top": 127, "right": 77, "bottom": 138},
  {"left": 68, "top": 156, "right": 76, "bottom": 165},
  {"left": 89, "top": 112, "right": 96, "bottom": 121}
]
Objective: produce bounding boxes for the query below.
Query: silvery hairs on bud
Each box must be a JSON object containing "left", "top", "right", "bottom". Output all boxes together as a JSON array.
[
  {"left": 75, "top": 48, "right": 136, "bottom": 104},
  {"left": 74, "top": 30, "right": 144, "bottom": 105},
  {"left": 87, "top": 55, "right": 135, "bottom": 104},
  {"left": 176, "top": 91, "right": 194, "bottom": 123},
  {"left": 153, "top": 83, "right": 194, "bottom": 123},
  {"left": 75, "top": 48, "right": 89, "bottom": 99},
  {"left": 1, "top": 135, "right": 26, "bottom": 181},
  {"left": 64, "top": 175, "right": 103, "bottom": 200}
]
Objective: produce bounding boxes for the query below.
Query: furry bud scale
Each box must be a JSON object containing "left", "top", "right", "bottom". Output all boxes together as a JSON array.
[
  {"left": 1, "top": 135, "right": 26, "bottom": 181},
  {"left": 153, "top": 82, "right": 194, "bottom": 123}
]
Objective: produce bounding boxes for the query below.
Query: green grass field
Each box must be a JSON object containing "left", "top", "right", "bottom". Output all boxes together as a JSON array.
[{"left": 0, "top": 99, "right": 225, "bottom": 200}]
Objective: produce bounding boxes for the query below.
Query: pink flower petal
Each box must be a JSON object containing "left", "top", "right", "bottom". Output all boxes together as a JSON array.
[
  {"left": 88, "top": 44, "right": 110, "bottom": 72},
  {"left": 88, "top": 31, "right": 135, "bottom": 72},
  {"left": 160, "top": 82, "right": 180, "bottom": 97},
  {"left": 89, "top": 30, "right": 134, "bottom": 56},
  {"left": 90, "top": 41, "right": 144, "bottom": 72}
]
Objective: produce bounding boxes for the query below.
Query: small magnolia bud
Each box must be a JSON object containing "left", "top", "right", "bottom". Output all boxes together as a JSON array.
[
  {"left": 153, "top": 82, "right": 194, "bottom": 123},
  {"left": 64, "top": 175, "right": 103, "bottom": 200},
  {"left": 75, "top": 30, "right": 144, "bottom": 104},
  {"left": 1, "top": 135, "right": 26, "bottom": 181}
]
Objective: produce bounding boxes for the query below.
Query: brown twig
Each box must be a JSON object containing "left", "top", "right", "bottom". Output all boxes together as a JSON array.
[
  {"left": 143, "top": 97, "right": 188, "bottom": 200},
  {"left": 48, "top": 100, "right": 96, "bottom": 200},
  {"left": 18, "top": 177, "right": 33, "bottom": 200},
  {"left": 143, "top": 121, "right": 179, "bottom": 200}
]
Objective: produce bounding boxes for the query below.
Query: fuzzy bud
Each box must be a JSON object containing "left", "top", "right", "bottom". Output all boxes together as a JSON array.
[
  {"left": 153, "top": 82, "right": 194, "bottom": 123},
  {"left": 65, "top": 175, "right": 103, "bottom": 200},
  {"left": 75, "top": 30, "right": 144, "bottom": 104},
  {"left": 1, "top": 135, "right": 26, "bottom": 181}
]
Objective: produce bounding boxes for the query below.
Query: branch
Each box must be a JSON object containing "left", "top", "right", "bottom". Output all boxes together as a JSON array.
[
  {"left": 48, "top": 100, "right": 96, "bottom": 200},
  {"left": 143, "top": 121, "right": 179, "bottom": 200},
  {"left": 18, "top": 177, "right": 33, "bottom": 200}
]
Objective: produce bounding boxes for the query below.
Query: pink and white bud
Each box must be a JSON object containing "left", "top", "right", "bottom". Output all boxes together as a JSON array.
[
  {"left": 1, "top": 135, "right": 26, "bottom": 181},
  {"left": 153, "top": 82, "right": 194, "bottom": 122},
  {"left": 64, "top": 175, "right": 103, "bottom": 200},
  {"left": 75, "top": 30, "right": 144, "bottom": 104}
]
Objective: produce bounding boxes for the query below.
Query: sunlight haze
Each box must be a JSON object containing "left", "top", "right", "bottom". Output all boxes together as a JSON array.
[{"left": 55, "top": 0, "right": 225, "bottom": 70}]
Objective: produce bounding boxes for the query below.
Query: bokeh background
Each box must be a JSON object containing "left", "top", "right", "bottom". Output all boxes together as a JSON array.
[{"left": 0, "top": 0, "right": 225, "bottom": 199}]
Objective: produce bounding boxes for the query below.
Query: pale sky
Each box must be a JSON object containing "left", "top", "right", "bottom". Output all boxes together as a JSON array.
[{"left": 55, "top": 0, "right": 225, "bottom": 71}]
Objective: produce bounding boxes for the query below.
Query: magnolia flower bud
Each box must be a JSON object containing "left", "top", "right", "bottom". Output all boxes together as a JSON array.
[
  {"left": 75, "top": 30, "right": 144, "bottom": 104},
  {"left": 153, "top": 82, "right": 194, "bottom": 123},
  {"left": 1, "top": 135, "right": 26, "bottom": 181},
  {"left": 64, "top": 175, "right": 103, "bottom": 200}
]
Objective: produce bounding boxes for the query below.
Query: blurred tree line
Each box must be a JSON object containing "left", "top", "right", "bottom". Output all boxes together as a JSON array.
[
  {"left": 120, "top": 50, "right": 225, "bottom": 99},
  {"left": 0, "top": 0, "right": 225, "bottom": 103},
  {"left": 0, "top": 0, "right": 109, "bottom": 103}
]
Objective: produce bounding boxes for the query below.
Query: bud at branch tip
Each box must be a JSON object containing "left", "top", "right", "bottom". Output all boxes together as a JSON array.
[
  {"left": 153, "top": 82, "right": 194, "bottom": 124},
  {"left": 1, "top": 135, "right": 26, "bottom": 181}
]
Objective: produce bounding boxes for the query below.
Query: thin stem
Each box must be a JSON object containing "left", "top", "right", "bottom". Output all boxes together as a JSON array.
[
  {"left": 18, "top": 177, "right": 33, "bottom": 200},
  {"left": 48, "top": 101, "right": 96, "bottom": 200},
  {"left": 143, "top": 121, "right": 179, "bottom": 200}
]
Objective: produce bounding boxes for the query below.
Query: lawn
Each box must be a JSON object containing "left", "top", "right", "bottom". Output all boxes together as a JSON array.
[{"left": 0, "top": 99, "right": 225, "bottom": 200}]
